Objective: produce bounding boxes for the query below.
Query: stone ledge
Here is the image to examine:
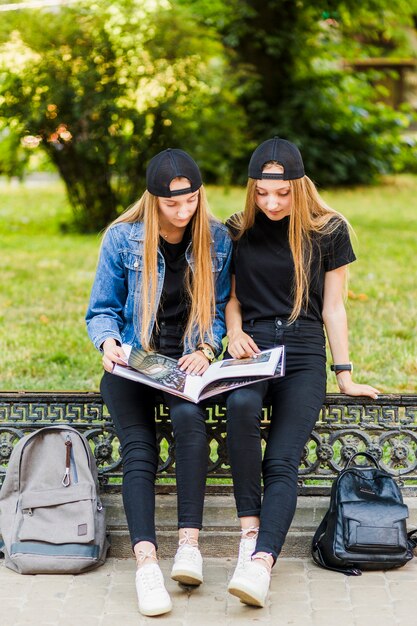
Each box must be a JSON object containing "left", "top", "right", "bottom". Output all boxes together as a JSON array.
[{"left": 103, "top": 493, "right": 417, "bottom": 558}]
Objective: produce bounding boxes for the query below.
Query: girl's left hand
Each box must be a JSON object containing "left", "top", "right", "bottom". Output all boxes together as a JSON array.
[
  {"left": 178, "top": 351, "right": 210, "bottom": 375},
  {"left": 337, "top": 377, "right": 380, "bottom": 400}
]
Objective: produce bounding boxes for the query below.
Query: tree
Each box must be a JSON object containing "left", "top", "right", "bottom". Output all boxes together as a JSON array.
[
  {"left": 180, "top": 0, "right": 417, "bottom": 184},
  {"left": 0, "top": 1, "right": 246, "bottom": 231}
]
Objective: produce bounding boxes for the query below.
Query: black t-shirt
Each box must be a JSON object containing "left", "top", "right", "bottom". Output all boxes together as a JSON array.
[
  {"left": 227, "top": 211, "right": 356, "bottom": 323},
  {"left": 157, "top": 226, "right": 191, "bottom": 325}
]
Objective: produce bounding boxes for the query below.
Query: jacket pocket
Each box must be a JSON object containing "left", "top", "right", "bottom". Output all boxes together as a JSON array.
[
  {"left": 212, "top": 256, "right": 225, "bottom": 273},
  {"left": 122, "top": 252, "right": 143, "bottom": 302},
  {"left": 122, "top": 251, "right": 143, "bottom": 271}
]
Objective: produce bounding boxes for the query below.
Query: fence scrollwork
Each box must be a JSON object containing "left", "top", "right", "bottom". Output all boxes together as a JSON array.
[{"left": 1, "top": 392, "right": 416, "bottom": 494}]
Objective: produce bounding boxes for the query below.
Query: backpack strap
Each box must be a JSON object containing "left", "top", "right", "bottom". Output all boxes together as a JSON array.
[
  {"left": 407, "top": 528, "right": 417, "bottom": 550},
  {"left": 345, "top": 451, "right": 380, "bottom": 469}
]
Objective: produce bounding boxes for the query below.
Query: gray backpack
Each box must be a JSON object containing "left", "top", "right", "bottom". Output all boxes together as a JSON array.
[{"left": 0, "top": 425, "right": 110, "bottom": 574}]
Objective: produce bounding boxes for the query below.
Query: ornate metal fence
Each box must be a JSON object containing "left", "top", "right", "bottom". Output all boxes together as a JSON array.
[{"left": 1, "top": 391, "right": 417, "bottom": 494}]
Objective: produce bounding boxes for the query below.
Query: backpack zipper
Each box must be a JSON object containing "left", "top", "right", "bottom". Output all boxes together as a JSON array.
[{"left": 62, "top": 435, "right": 72, "bottom": 487}]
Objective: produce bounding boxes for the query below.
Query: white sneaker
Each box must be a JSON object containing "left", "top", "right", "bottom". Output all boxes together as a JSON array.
[
  {"left": 171, "top": 531, "right": 203, "bottom": 585},
  {"left": 135, "top": 561, "right": 172, "bottom": 616},
  {"left": 234, "top": 526, "right": 259, "bottom": 575},
  {"left": 228, "top": 557, "right": 271, "bottom": 607}
]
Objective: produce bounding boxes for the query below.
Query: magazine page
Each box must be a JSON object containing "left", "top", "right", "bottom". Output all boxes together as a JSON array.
[
  {"left": 199, "top": 347, "right": 283, "bottom": 386},
  {"left": 198, "top": 354, "right": 285, "bottom": 401},
  {"left": 180, "top": 347, "right": 285, "bottom": 401},
  {"left": 110, "top": 345, "right": 201, "bottom": 400},
  {"left": 127, "top": 347, "right": 191, "bottom": 395}
]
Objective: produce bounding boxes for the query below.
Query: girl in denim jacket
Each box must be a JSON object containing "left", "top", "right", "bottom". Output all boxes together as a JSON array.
[{"left": 86, "top": 149, "right": 232, "bottom": 617}]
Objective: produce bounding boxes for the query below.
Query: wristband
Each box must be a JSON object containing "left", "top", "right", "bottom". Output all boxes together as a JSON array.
[{"left": 330, "top": 363, "right": 353, "bottom": 374}]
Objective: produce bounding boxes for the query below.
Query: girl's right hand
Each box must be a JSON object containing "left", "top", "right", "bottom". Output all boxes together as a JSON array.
[
  {"left": 227, "top": 329, "right": 261, "bottom": 359},
  {"left": 102, "top": 338, "right": 128, "bottom": 372}
]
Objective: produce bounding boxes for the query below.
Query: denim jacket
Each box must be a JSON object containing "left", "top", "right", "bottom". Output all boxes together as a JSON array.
[{"left": 86, "top": 219, "right": 232, "bottom": 356}]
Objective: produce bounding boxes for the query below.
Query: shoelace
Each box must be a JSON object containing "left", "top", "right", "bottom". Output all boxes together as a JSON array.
[
  {"left": 178, "top": 529, "right": 199, "bottom": 548},
  {"left": 136, "top": 549, "right": 158, "bottom": 567},
  {"left": 237, "top": 526, "right": 259, "bottom": 567},
  {"left": 241, "top": 526, "right": 259, "bottom": 540},
  {"left": 251, "top": 552, "right": 273, "bottom": 573},
  {"left": 176, "top": 530, "right": 200, "bottom": 561}
]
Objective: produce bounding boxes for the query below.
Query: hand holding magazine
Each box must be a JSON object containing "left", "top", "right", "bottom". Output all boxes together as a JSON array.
[{"left": 112, "top": 344, "right": 285, "bottom": 403}]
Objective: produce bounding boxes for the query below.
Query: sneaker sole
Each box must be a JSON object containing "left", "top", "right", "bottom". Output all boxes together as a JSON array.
[
  {"left": 171, "top": 569, "right": 203, "bottom": 586},
  {"left": 138, "top": 600, "right": 172, "bottom": 617},
  {"left": 227, "top": 581, "right": 266, "bottom": 607}
]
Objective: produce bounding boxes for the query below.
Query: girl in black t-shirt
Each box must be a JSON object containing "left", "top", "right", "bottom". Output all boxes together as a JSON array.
[{"left": 225, "top": 137, "right": 379, "bottom": 607}]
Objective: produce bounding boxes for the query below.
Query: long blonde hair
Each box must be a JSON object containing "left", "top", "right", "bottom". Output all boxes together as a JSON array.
[
  {"left": 229, "top": 165, "right": 350, "bottom": 322},
  {"left": 107, "top": 184, "right": 215, "bottom": 350}
]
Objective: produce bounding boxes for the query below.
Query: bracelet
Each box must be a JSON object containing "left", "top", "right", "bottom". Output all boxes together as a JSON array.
[{"left": 330, "top": 363, "right": 353, "bottom": 374}]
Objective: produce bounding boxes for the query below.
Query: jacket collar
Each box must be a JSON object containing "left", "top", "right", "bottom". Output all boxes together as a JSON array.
[{"left": 128, "top": 221, "right": 145, "bottom": 242}]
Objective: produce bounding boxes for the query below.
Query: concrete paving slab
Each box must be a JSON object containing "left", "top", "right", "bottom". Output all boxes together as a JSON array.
[{"left": 2, "top": 557, "right": 417, "bottom": 625}]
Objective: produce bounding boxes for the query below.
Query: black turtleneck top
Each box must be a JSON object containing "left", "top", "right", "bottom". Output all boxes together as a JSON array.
[{"left": 227, "top": 211, "right": 356, "bottom": 323}]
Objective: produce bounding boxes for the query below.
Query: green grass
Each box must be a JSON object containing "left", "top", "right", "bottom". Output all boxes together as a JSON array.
[
  {"left": 322, "top": 176, "right": 417, "bottom": 393},
  {"left": 1, "top": 176, "right": 416, "bottom": 392}
]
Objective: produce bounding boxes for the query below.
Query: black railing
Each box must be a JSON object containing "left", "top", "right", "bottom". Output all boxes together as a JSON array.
[{"left": 1, "top": 391, "right": 417, "bottom": 494}]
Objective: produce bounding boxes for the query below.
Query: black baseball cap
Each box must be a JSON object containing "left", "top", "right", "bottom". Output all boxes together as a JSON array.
[
  {"left": 146, "top": 148, "right": 203, "bottom": 198},
  {"left": 248, "top": 137, "right": 305, "bottom": 180}
]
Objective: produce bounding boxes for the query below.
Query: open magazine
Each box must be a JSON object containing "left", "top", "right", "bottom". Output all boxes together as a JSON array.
[{"left": 112, "top": 344, "right": 286, "bottom": 403}]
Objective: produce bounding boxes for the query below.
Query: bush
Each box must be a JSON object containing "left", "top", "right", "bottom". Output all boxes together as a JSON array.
[{"left": 271, "top": 70, "right": 415, "bottom": 187}]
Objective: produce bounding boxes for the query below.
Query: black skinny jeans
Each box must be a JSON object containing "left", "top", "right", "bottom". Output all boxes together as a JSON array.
[
  {"left": 100, "top": 323, "right": 209, "bottom": 551},
  {"left": 226, "top": 318, "right": 327, "bottom": 562}
]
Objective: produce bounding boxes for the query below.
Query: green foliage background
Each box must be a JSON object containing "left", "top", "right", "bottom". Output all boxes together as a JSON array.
[{"left": 0, "top": 0, "right": 416, "bottom": 230}]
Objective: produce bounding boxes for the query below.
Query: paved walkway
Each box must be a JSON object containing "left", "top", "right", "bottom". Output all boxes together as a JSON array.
[{"left": 2, "top": 557, "right": 417, "bottom": 626}]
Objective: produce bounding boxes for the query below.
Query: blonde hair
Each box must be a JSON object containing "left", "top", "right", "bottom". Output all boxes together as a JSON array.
[
  {"left": 107, "top": 184, "right": 215, "bottom": 350},
  {"left": 229, "top": 163, "right": 350, "bottom": 322}
]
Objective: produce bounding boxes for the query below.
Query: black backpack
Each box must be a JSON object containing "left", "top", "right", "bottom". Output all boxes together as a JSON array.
[{"left": 312, "top": 452, "right": 417, "bottom": 576}]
